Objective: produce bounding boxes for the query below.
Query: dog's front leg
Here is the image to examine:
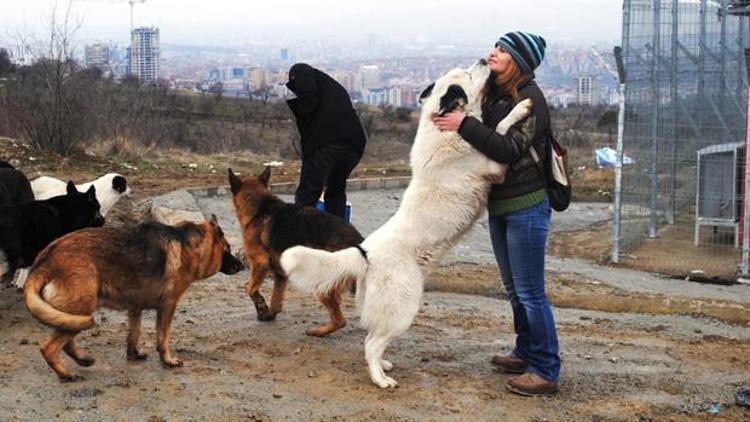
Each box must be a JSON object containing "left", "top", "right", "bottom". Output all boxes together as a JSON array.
[
  {"left": 247, "top": 260, "right": 273, "bottom": 321},
  {"left": 156, "top": 300, "right": 182, "bottom": 368},
  {"left": 127, "top": 309, "right": 148, "bottom": 361},
  {"left": 496, "top": 98, "right": 533, "bottom": 135}
]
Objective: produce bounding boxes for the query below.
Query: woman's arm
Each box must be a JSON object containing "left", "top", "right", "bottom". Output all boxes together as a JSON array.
[
  {"left": 457, "top": 114, "right": 541, "bottom": 164},
  {"left": 433, "top": 96, "right": 548, "bottom": 164}
]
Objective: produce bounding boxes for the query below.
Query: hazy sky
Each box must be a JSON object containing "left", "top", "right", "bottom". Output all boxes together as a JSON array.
[{"left": 0, "top": 0, "right": 622, "bottom": 47}]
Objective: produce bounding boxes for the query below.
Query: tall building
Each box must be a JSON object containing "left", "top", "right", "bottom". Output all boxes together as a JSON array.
[
  {"left": 128, "top": 26, "right": 160, "bottom": 83},
  {"left": 249, "top": 67, "right": 272, "bottom": 90},
  {"left": 280, "top": 48, "right": 289, "bottom": 61},
  {"left": 360, "top": 65, "right": 380, "bottom": 90},
  {"left": 577, "top": 75, "right": 594, "bottom": 106},
  {"left": 84, "top": 43, "right": 110, "bottom": 72}
]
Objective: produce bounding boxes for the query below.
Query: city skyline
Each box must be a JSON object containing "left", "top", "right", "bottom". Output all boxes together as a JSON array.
[{"left": 0, "top": 0, "right": 622, "bottom": 48}]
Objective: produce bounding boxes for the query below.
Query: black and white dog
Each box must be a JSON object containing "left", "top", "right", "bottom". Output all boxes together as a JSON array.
[{"left": 31, "top": 173, "right": 131, "bottom": 216}]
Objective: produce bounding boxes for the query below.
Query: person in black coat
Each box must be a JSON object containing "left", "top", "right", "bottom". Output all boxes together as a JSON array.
[{"left": 285, "top": 63, "right": 366, "bottom": 219}]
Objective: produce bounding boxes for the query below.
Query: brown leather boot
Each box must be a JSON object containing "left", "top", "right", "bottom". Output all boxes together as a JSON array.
[
  {"left": 507, "top": 373, "right": 559, "bottom": 396},
  {"left": 490, "top": 353, "right": 528, "bottom": 374}
]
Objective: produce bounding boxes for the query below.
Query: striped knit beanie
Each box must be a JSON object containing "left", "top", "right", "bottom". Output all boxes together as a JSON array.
[{"left": 495, "top": 31, "right": 547, "bottom": 74}]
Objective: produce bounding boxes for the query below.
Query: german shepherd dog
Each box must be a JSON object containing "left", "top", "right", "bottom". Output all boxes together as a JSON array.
[
  {"left": 23, "top": 216, "right": 244, "bottom": 382},
  {"left": 228, "top": 167, "right": 364, "bottom": 336}
]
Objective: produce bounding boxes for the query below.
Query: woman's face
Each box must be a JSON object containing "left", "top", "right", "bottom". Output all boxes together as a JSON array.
[{"left": 487, "top": 46, "right": 514, "bottom": 74}]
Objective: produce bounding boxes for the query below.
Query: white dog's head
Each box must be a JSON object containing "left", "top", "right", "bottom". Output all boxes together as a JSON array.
[
  {"left": 90, "top": 173, "right": 131, "bottom": 216},
  {"left": 418, "top": 59, "right": 491, "bottom": 118},
  {"left": 100, "top": 173, "right": 132, "bottom": 197}
]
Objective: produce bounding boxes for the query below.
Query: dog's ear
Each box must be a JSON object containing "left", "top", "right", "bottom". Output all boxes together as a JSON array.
[
  {"left": 418, "top": 83, "right": 435, "bottom": 104},
  {"left": 438, "top": 84, "right": 468, "bottom": 116},
  {"left": 86, "top": 185, "right": 97, "bottom": 202},
  {"left": 209, "top": 214, "right": 218, "bottom": 225},
  {"left": 228, "top": 168, "right": 241, "bottom": 194},
  {"left": 66, "top": 181, "right": 78, "bottom": 195},
  {"left": 258, "top": 166, "right": 271, "bottom": 187}
]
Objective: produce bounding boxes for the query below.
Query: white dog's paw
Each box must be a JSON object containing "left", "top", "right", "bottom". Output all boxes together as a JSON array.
[
  {"left": 13, "top": 269, "right": 29, "bottom": 290},
  {"left": 518, "top": 98, "right": 533, "bottom": 114},
  {"left": 373, "top": 374, "right": 398, "bottom": 389},
  {"left": 381, "top": 359, "right": 394, "bottom": 372}
]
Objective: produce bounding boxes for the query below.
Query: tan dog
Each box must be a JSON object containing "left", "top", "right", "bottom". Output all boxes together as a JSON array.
[
  {"left": 23, "top": 216, "right": 244, "bottom": 382},
  {"left": 228, "top": 167, "right": 364, "bottom": 336}
]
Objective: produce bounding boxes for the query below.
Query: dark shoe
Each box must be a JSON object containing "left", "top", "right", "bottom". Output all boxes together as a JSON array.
[
  {"left": 507, "top": 373, "right": 559, "bottom": 396},
  {"left": 490, "top": 353, "right": 528, "bottom": 374}
]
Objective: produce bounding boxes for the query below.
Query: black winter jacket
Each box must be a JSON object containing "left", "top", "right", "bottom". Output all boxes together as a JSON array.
[
  {"left": 457, "top": 77, "right": 550, "bottom": 200},
  {"left": 286, "top": 63, "right": 367, "bottom": 157}
]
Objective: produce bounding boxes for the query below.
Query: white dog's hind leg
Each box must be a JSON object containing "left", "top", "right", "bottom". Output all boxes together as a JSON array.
[
  {"left": 380, "top": 359, "right": 394, "bottom": 372},
  {"left": 365, "top": 332, "right": 398, "bottom": 388}
]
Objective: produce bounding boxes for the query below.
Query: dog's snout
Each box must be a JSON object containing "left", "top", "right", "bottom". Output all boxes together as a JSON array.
[
  {"left": 478, "top": 58, "right": 488, "bottom": 66},
  {"left": 220, "top": 251, "right": 244, "bottom": 274},
  {"left": 92, "top": 213, "right": 106, "bottom": 227}
]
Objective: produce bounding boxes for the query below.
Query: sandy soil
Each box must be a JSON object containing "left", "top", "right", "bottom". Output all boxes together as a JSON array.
[
  {"left": 2, "top": 274, "right": 750, "bottom": 421},
  {"left": 2, "top": 138, "right": 750, "bottom": 420}
]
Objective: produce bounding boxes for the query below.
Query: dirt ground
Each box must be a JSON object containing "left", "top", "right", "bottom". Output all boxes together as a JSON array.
[
  {"left": 2, "top": 270, "right": 749, "bottom": 421},
  {"left": 2, "top": 138, "right": 750, "bottom": 420}
]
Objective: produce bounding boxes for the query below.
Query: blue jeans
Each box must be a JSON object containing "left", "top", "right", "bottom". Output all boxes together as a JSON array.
[{"left": 489, "top": 197, "right": 560, "bottom": 381}]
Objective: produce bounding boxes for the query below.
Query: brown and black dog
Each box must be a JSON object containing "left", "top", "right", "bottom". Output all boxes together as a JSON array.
[
  {"left": 228, "top": 167, "right": 364, "bottom": 336},
  {"left": 23, "top": 216, "right": 244, "bottom": 382}
]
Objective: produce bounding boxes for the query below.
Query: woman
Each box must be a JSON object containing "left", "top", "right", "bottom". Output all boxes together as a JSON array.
[{"left": 432, "top": 31, "right": 560, "bottom": 396}]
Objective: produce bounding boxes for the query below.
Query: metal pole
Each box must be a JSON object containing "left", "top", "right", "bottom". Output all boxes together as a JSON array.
[
  {"left": 612, "top": 45, "right": 627, "bottom": 264},
  {"left": 739, "top": 15, "right": 747, "bottom": 143},
  {"left": 699, "top": 0, "right": 707, "bottom": 142},
  {"left": 741, "top": 48, "right": 750, "bottom": 274},
  {"left": 668, "top": 0, "right": 679, "bottom": 224},
  {"left": 650, "top": 0, "right": 662, "bottom": 238},
  {"left": 720, "top": 0, "right": 729, "bottom": 144}
]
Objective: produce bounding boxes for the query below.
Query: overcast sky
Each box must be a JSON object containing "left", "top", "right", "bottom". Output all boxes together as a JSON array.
[{"left": 0, "top": 0, "right": 622, "bottom": 47}]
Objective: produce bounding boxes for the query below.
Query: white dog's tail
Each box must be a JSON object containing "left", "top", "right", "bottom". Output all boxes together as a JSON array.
[{"left": 280, "top": 245, "right": 369, "bottom": 296}]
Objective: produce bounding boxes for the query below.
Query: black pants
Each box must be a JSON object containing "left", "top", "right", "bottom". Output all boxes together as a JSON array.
[{"left": 295, "top": 143, "right": 362, "bottom": 219}]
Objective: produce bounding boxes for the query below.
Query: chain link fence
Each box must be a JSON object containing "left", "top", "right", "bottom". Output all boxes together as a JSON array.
[{"left": 613, "top": 0, "right": 749, "bottom": 280}]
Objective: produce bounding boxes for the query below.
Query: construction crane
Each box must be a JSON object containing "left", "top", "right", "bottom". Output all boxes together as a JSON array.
[{"left": 74, "top": 0, "right": 149, "bottom": 33}]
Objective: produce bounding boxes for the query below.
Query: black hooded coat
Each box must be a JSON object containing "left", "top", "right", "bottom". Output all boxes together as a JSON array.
[{"left": 286, "top": 63, "right": 366, "bottom": 157}]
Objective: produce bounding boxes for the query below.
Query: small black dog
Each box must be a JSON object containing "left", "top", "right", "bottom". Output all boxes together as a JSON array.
[{"left": 0, "top": 181, "right": 105, "bottom": 284}]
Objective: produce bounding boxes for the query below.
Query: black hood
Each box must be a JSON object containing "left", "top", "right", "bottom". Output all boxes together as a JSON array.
[{"left": 286, "top": 63, "right": 315, "bottom": 94}]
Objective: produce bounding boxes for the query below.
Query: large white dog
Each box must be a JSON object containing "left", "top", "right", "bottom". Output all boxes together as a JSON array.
[
  {"left": 31, "top": 173, "right": 131, "bottom": 217},
  {"left": 280, "top": 60, "right": 533, "bottom": 388}
]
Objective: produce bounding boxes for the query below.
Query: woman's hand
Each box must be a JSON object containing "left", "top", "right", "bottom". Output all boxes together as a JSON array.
[{"left": 431, "top": 111, "right": 466, "bottom": 132}]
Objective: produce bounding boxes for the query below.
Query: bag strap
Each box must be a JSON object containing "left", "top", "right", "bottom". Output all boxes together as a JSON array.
[
  {"left": 529, "top": 127, "right": 550, "bottom": 179},
  {"left": 529, "top": 143, "right": 545, "bottom": 176}
]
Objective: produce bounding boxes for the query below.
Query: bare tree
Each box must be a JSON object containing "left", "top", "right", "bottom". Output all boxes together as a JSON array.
[{"left": 0, "top": 1, "right": 96, "bottom": 154}]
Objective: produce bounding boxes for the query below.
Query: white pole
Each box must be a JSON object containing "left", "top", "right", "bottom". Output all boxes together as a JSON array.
[
  {"left": 741, "top": 49, "right": 750, "bottom": 274},
  {"left": 612, "top": 46, "right": 627, "bottom": 264}
]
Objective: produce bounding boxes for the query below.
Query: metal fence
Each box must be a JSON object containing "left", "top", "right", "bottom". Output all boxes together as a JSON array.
[{"left": 613, "top": 0, "right": 749, "bottom": 280}]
